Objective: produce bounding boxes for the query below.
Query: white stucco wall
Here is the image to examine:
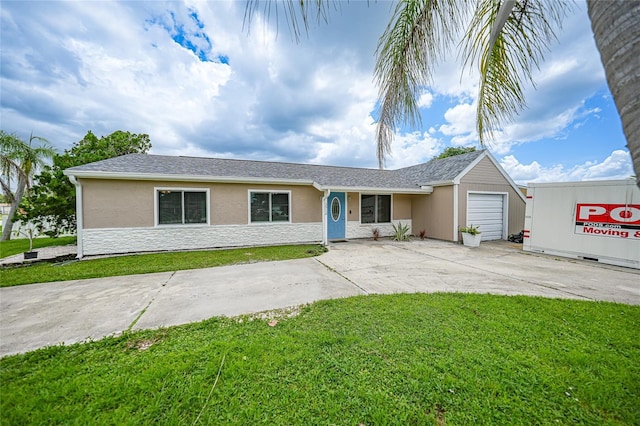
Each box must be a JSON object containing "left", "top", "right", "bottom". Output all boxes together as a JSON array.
[
  {"left": 346, "top": 220, "right": 412, "bottom": 239},
  {"left": 82, "top": 223, "right": 323, "bottom": 256}
]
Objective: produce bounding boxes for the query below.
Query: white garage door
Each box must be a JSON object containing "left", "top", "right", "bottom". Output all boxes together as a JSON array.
[{"left": 467, "top": 193, "right": 505, "bottom": 241}]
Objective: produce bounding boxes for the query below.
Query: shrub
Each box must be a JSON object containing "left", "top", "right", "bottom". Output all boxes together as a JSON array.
[
  {"left": 392, "top": 222, "right": 411, "bottom": 241},
  {"left": 459, "top": 224, "right": 481, "bottom": 235},
  {"left": 418, "top": 229, "right": 426, "bottom": 240}
]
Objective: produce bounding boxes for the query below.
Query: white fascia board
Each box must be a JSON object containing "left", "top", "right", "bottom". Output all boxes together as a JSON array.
[
  {"left": 63, "top": 170, "right": 315, "bottom": 186},
  {"left": 314, "top": 185, "right": 432, "bottom": 194},
  {"left": 419, "top": 180, "right": 454, "bottom": 187},
  {"left": 63, "top": 171, "right": 434, "bottom": 194}
]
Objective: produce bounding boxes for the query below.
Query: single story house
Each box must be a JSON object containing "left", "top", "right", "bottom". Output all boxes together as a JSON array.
[{"left": 64, "top": 149, "right": 525, "bottom": 257}]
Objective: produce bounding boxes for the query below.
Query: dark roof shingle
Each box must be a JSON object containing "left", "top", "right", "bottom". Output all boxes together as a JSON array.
[{"left": 66, "top": 150, "right": 486, "bottom": 190}]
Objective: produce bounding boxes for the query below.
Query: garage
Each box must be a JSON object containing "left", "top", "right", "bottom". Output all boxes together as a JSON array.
[{"left": 467, "top": 192, "right": 505, "bottom": 240}]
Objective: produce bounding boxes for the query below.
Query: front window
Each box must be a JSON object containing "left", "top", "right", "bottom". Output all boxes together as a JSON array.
[
  {"left": 361, "top": 194, "right": 391, "bottom": 223},
  {"left": 250, "top": 192, "right": 290, "bottom": 223},
  {"left": 158, "top": 190, "right": 207, "bottom": 225}
]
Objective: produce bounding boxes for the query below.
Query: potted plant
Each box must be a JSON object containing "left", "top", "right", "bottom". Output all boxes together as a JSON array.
[
  {"left": 14, "top": 223, "right": 39, "bottom": 260},
  {"left": 460, "top": 224, "right": 481, "bottom": 247}
]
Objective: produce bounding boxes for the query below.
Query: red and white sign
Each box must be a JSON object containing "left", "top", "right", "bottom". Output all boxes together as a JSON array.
[{"left": 575, "top": 203, "right": 640, "bottom": 240}]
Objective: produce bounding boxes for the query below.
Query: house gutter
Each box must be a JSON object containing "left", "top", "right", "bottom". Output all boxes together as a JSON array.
[
  {"left": 63, "top": 170, "right": 316, "bottom": 187},
  {"left": 67, "top": 175, "right": 83, "bottom": 258},
  {"left": 312, "top": 183, "right": 432, "bottom": 194},
  {"left": 64, "top": 172, "right": 434, "bottom": 195},
  {"left": 452, "top": 183, "right": 459, "bottom": 242}
]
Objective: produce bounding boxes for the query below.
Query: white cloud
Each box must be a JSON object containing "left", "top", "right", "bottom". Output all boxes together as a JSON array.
[
  {"left": 439, "top": 103, "right": 475, "bottom": 137},
  {"left": 500, "top": 150, "right": 634, "bottom": 185},
  {"left": 418, "top": 91, "right": 434, "bottom": 109},
  {"left": 387, "top": 131, "right": 443, "bottom": 169},
  {"left": 0, "top": 0, "right": 631, "bottom": 182}
]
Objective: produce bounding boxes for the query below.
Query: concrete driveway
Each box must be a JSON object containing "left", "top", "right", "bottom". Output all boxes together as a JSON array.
[{"left": 1, "top": 240, "right": 639, "bottom": 356}]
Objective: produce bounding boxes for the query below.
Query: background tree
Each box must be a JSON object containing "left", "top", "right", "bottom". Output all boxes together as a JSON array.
[
  {"left": 19, "top": 130, "right": 151, "bottom": 237},
  {"left": 245, "top": 0, "right": 639, "bottom": 185},
  {"left": 1, "top": 131, "right": 55, "bottom": 241},
  {"left": 434, "top": 146, "right": 477, "bottom": 160}
]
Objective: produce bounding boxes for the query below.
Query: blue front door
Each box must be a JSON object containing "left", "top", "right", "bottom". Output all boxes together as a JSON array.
[{"left": 327, "top": 192, "right": 346, "bottom": 240}]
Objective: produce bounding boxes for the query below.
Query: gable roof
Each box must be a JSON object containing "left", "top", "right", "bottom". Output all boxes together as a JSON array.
[
  {"left": 64, "top": 149, "right": 516, "bottom": 195},
  {"left": 396, "top": 150, "right": 485, "bottom": 185}
]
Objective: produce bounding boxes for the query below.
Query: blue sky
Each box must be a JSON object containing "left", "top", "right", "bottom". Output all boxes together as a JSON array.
[{"left": 0, "top": 0, "right": 633, "bottom": 184}]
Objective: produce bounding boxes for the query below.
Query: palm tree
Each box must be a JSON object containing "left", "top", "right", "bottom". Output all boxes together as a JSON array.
[
  {"left": 0, "top": 131, "right": 55, "bottom": 241},
  {"left": 587, "top": 0, "right": 639, "bottom": 183},
  {"left": 245, "top": 0, "right": 640, "bottom": 183}
]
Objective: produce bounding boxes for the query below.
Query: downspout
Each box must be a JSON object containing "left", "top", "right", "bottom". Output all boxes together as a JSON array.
[
  {"left": 453, "top": 183, "right": 459, "bottom": 242},
  {"left": 68, "top": 175, "right": 83, "bottom": 258},
  {"left": 321, "top": 189, "right": 329, "bottom": 245}
]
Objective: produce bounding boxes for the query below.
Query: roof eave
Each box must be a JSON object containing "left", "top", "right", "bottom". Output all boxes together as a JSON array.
[
  {"left": 63, "top": 170, "right": 315, "bottom": 186},
  {"left": 314, "top": 184, "right": 432, "bottom": 194},
  {"left": 418, "top": 180, "right": 455, "bottom": 187},
  {"left": 63, "top": 171, "right": 433, "bottom": 194}
]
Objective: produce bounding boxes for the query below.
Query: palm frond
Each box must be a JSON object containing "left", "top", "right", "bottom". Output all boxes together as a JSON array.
[
  {"left": 0, "top": 155, "right": 22, "bottom": 201},
  {"left": 21, "top": 133, "right": 55, "bottom": 178},
  {"left": 244, "top": 0, "right": 339, "bottom": 42},
  {"left": 0, "top": 131, "right": 54, "bottom": 192},
  {"left": 374, "top": 0, "right": 469, "bottom": 168},
  {"left": 462, "top": 0, "right": 572, "bottom": 144}
]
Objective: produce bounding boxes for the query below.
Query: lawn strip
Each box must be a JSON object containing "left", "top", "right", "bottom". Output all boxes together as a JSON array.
[{"left": 0, "top": 244, "right": 326, "bottom": 287}]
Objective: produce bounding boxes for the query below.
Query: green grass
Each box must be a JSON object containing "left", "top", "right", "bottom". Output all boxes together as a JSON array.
[
  {"left": 0, "top": 244, "right": 327, "bottom": 287},
  {"left": 1, "top": 293, "right": 638, "bottom": 425},
  {"left": 0, "top": 236, "right": 76, "bottom": 258}
]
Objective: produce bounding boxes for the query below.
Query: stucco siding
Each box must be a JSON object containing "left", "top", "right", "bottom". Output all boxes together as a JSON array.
[
  {"left": 81, "top": 179, "right": 157, "bottom": 229},
  {"left": 291, "top": 186, "right": 323, "bottom": 222},
  {"left": 347, "top": 192, "right": 359, "bottom": 222},
  {"left": 81, "top": 179, "right": 323, "bottom": 229},
  {"left": 82, "top": 223, "right": 323, "bottom": 256},
  {"left": 212, "top": 184, "right": 322, "bottom": 224},
  {"left": 393, "top": 194, "right": 412, "bottom": 220},
  {"left": 211, "top": 184, "right": 249, "bottom": 225},
  {"left": 411, "top": 187, "right": 454, "bottom": 241}
]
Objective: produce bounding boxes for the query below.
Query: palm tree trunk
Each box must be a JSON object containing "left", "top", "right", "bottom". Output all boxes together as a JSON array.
[
  {"left": 1, "top": 176, "right": 26, "bottom": 241},
  {"left": 587, "top": 0, "right": 640, "bottom": 185}
]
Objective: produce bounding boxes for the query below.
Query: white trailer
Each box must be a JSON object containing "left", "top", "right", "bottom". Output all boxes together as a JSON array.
[{"left": 523, "top": 179, "right": 640, "bottom": 269}]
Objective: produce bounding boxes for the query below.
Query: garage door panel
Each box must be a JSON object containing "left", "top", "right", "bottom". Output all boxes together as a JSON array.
[{"left": 467, "top": 193, "right": 504, "bottom": 241}]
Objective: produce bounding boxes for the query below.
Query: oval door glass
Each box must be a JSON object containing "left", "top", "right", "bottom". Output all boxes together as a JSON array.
[{"left": 331, "top": 197, "right": 341, "bottom": 222}]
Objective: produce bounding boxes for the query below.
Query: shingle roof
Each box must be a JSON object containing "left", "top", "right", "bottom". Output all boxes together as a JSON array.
[
  {"left": 396, "top": 150, "right": 485, "bottom": 184},
  {"left": 65, "top": 150, "right": 487, "bottom": 190}
]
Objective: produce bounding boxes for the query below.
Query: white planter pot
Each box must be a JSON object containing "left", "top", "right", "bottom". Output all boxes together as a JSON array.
[{"left": 461, "top": 232, "right": 482, "bottom": 247}]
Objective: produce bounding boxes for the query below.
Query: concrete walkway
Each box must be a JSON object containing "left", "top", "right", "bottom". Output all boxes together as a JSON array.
[{"left": 1, "top": 240, "right": 638, "bottom": 357}]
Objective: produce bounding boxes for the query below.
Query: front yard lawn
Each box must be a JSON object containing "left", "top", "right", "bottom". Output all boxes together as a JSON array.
[
  {"left": 1, "top": 293, "right": 638, "bottom": 424},
  {"left": 0, "top": 244, "right": 327, "bottom": 287}
]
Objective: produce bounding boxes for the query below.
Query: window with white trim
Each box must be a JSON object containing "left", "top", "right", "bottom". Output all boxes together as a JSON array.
[
  {"left": 157, "top": 189, "right": 208, "bottom": 225},
  {"left": 250, "top": 191, "right": 290, "bottom": 223},
  {"left": 361, "top": 194, "right": 391, "bottom": 223}
]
